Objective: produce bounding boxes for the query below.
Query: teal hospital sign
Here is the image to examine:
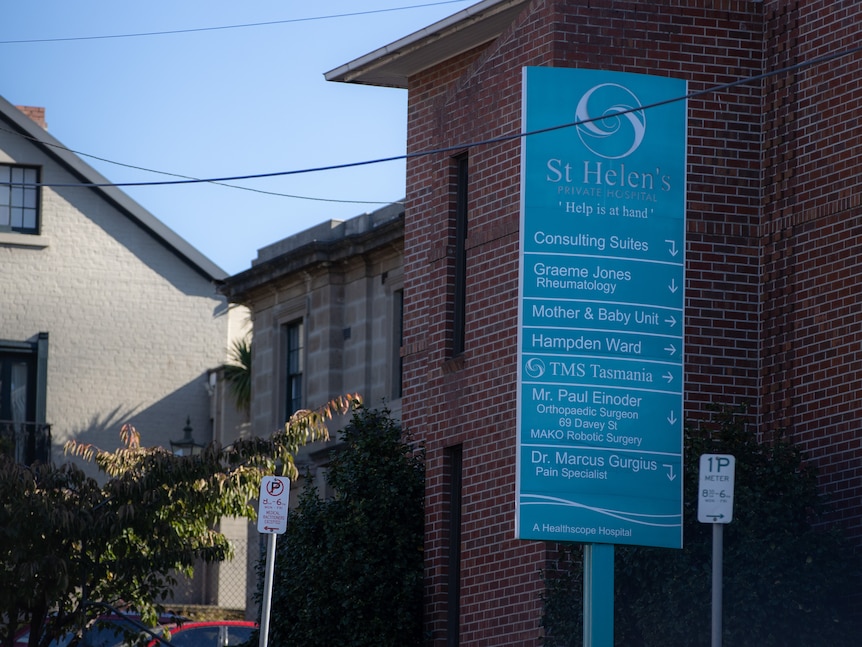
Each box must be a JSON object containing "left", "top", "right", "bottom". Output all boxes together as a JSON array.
[{"left": 516, "top": 68, "right": 687, "bottom": 549}]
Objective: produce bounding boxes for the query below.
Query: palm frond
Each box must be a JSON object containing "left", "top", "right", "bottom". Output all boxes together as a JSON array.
[{"left": 224, "top": 336, "right": 252, "bottom": 414}]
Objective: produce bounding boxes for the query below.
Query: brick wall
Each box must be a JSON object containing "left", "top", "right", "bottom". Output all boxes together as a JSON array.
[
  {"left": 403, "top": 1, "right": 765, "bottom": 644},
  {"left": 404, "top": 34, "right": 541, "bottom": 646},
  {"left": 761, "top": 0, "right": 862, "bottom": 539},
  {"left": 15, "top": 105, "right": 47, "bottom": 129}
]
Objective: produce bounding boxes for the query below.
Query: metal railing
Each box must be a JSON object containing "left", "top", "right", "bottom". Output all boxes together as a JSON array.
[{"left": 0, "top": 420, "right": 51, "bottom": 464}]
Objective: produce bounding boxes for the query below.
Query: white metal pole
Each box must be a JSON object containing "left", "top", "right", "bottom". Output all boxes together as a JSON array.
[{"left": 259, "top": 532, "right": 277, "bottom": 647}]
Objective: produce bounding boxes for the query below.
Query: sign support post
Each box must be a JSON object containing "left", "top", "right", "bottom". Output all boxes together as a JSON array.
[
  {"left": 711, "top": 523, "right": 723, "bottom": 647},
  {"left": 257, "top": 475, "right": 290, "bottom": 647},
  {"left": 583, "top": 543, "right": 614, "bottom": 647},
  {"left": 259, "top": 532, "right": 277, "bottom": 647},
  {"left": 697, "top": 454, "right": 736, "bottom": 647}
]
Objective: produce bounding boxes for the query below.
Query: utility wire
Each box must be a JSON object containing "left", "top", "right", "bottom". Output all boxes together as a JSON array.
[
  {"left": 0, "top": 1, "right": 471, "bottom": 45},
  {"left": 66, "top": 148, "right": 398, "bottom": 204},
  {"left": 0, "top": 122, "right": 397, "bottom": 205},
  {"left": 0, "top": 0, "right": 470, "bottom": 205},
  {"left": 7, "top": 42, "right": 862, "bottom": 191}
]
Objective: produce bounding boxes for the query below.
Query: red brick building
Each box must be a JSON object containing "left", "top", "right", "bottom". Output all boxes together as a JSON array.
[{"left": 328, "top": 1, "right": 862, "bottom": 643}]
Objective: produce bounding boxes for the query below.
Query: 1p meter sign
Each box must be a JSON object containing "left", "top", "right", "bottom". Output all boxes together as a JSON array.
[
  {"left": 697, "top": 454, "right": 735, "bottom": 524},
  {"left": 258, "top": 476, "right": 289, "bottom": 534}
]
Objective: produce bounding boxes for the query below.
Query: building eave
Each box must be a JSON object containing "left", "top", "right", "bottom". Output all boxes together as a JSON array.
[
  {"left": 0, "top": 95, "right": 227, "bottom": 282},
  {"left": 324, "top": 0, "right": 530, "bottom": 88},
  {"left": 219, "top": 204, "right": 404, "bottom": 304}
]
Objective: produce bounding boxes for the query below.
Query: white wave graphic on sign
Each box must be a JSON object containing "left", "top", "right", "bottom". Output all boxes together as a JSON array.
[
  {"left": 575, "top": 83, "right": 647, "bottom": 160},
  {"left": 521, "top": 493, "right": 681, "bottom": 527}
]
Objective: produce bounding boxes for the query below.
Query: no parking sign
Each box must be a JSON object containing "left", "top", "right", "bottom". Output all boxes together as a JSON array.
[{"left": 258, "top": 476, "right": 289, "bottom": 534}]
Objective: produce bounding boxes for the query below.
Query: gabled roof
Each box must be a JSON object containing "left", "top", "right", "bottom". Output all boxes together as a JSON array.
[
  {"left": 0, "top": 94, "right": 227, "bottom": 281},
  {"left": 324, "top": 0, "right": 530, "bottom": 88}
]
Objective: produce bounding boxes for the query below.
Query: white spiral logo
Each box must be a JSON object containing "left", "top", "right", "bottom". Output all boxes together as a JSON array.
[
  {"left": 524, "top": 357, "right": 546, "bottom": 379},
  {"left": 575, "top": 83, "right": 646, "bottom": 159}
]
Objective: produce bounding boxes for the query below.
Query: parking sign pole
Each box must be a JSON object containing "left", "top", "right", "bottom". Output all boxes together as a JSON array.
[
  {"left": 259, "top": 532, "right": 277, "bottom": 647},
  {"left": 711, "top": 523, "right": 723, "bottom": 647},
  {"left": 257, "top": 476, "right": 289, "bottom": 647},
  {"left": 697, "top": 454, "right": 735, "bottom": 647}
]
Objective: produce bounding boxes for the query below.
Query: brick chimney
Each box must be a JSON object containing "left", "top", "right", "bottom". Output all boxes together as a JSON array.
[{"left": 16, "top": 105, "right": 47, "bottom": 129}]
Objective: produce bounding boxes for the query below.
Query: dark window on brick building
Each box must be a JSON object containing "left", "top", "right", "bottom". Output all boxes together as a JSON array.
[
  {"left": 444, "top": 444, "right": 463, "bottom": 646},
  {"left": 392, "top": 289, "right": 404, "bottom": 399},
  {"left": 451, "top": 154, "right": 468, "bottom": 356}
]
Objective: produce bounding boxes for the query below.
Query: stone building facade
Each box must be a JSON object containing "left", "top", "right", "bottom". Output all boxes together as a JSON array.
[
  {"left": 327, "top": 0, "right": 862, "bottom": 643},
  {"left": 219, "top": 203, "right": 405, "bottom": 617},
  {"left": 219, "top": 203, "right": 405, "bottom": 470}
]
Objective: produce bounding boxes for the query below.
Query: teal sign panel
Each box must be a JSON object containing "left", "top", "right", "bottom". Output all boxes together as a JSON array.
[{"left": 516, "top": 68, "right": 687, "bottom": 549}]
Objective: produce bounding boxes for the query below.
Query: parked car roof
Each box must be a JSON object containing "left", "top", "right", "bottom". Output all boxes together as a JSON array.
[
  {"left": 12, "top": 613, "right": 206, "bottom": 647},
  {"left": 148, "top": 621, "right": 256, "bottom": 647}
]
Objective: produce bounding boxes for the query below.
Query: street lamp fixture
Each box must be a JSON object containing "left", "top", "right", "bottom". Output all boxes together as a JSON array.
[{"left": 170, "top": 416, "right": 204, "bottom": 456}]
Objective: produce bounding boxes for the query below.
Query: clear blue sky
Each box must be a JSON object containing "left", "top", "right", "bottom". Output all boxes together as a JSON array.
[{"left": 1, "top": 0, "right": 475, "bottom": 275}]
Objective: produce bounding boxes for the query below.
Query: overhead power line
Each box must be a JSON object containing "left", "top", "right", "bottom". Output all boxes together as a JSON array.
[
  {"left": 0, "top": 122, "right": 399, "bottom": 205},
  {"left": 6, "top": 42, "right": 862, "bottom": 192},
  {"left": 0, "top": 1, "right": 471, "bottom": 45},
  {"left": 0, "top": 0, "right": 471, "bottom": 205}
]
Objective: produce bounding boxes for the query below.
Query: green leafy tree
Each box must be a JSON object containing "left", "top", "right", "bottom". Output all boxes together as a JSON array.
[
  {"left": 0, "top": 395, "right": 358, "bottom": 647},
  {"left": 260, "top": 406, "right": 424, "bottom": 647},
  {"left": 541, "top": 404, "right": 861, "bottom": 646}
]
